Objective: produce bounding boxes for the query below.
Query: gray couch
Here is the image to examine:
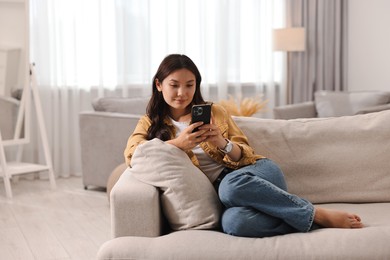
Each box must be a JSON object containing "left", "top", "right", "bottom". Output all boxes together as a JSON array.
[
  {"left": 98, "top": 110, "right": 390, "bottom": 259},
  {"left": 273, "top": 90, "right": 390, "bottom": 119},
  {"left": 79, "top": 97, "right": 149, "bottom": 189}
]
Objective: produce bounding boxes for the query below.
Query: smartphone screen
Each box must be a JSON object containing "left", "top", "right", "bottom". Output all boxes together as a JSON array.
[{"left": 191, "top": 104, "right": 211, "bottom": 132}]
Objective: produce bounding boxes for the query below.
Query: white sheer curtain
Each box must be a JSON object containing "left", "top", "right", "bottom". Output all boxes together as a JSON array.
[{"left": 29, "top": 0, "right": 285, "bottom": 177}]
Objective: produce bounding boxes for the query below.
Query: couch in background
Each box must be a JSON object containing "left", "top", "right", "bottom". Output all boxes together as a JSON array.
[
  {"left": 79, "top": 97, "right": 149, "bottom": 189},
  {"left": 273, "top": 90, "right": 390, "bottom": 119},
  {"left": 98, "top": 110, "right": 390, "bottom": 259}
]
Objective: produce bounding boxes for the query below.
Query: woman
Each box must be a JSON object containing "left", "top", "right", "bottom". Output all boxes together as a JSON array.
[{"left": 124, "top": 54, "right": 363, "bottom": 237}]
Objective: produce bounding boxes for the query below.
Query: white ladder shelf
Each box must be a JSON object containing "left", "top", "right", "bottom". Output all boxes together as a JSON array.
[{"left": 0, "top": 64, "right": 56, "bottom": 198}]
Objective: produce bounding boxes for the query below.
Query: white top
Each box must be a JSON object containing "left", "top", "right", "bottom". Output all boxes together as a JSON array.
[{"left": 170, "top": 118, "right": 224, "bottom": 183}]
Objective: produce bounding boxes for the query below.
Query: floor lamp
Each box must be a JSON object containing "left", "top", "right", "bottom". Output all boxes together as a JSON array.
[{"left": 273, "top": 27, "right": 306, "bottom": 105}]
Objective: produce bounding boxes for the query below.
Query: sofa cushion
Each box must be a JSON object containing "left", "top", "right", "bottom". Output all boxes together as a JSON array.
[
  {"left": 130, "top": 138, "right": 222, "bottom": 231},
  {"left": 315, "top": 91, "right": 390, "bottom": 117},
  {"left": 233, "top": 110, "right": 390, "bottom": 204},
  {"left": 92, "top": 97, "right": 149, "bottom": 114}
]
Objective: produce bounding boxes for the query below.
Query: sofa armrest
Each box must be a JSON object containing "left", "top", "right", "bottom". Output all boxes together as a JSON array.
[
  {"left": 110, "top": 168, "right": 162, "bottom": 238},
  {"left": 355, "top": 103, "right": 390, "bottom": 114},
  {"left": 79, "top": 111, "right": 141, "bottom": 188},
  {"left": 273, "top": 101, "right": 316, "bottom": 119}
]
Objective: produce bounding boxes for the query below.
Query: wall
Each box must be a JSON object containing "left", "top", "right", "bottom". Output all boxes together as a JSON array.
[{"left": 348, "top": 0, "right": 390, "bottom": 91}]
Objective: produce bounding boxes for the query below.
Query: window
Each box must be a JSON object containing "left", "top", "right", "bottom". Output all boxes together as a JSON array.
[{"left": 31, "top": 0, "right": 285, "bottom": 90}]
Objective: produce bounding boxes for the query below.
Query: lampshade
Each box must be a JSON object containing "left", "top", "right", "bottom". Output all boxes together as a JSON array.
[{"left": 273, "top": 27, "right": 306, "bottom": 52}]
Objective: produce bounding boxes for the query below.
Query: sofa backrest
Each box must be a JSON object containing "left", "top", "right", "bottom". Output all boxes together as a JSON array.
[
  {"left": 92, "top": 97, "right": 150, "bottom": 115},
  {"left": 233, "top": 110, "right": 390, "bottom": 204}
]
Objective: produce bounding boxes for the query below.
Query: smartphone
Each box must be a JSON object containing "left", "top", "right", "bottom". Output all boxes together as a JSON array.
[{"left": 191, "top": 104, "right": 212, "bottom": 132}]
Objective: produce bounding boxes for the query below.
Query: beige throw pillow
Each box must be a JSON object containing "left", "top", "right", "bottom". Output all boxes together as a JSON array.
[{"left": 130, "top": 138, "right": 222, "bottom": 231}]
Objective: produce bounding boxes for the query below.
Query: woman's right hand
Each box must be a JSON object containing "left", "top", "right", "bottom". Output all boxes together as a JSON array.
[{"left": 166, "top": 121, "right": 207, "bottom": 150}]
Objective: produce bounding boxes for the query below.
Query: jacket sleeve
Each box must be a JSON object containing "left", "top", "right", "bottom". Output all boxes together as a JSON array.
[
  {"left": 225, "top": 114, "right": 262, "bottom": 168},
  {"left": 124, "top": 115, "right": 150, "bottom": 166},
  {"left": 213, "top": 104, "right": 264, "bottom": 169}
]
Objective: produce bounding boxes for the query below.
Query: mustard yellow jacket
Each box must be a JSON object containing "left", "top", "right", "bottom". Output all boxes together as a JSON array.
[{"left": 124, "top": 104, "right": 264, "bottom": 169}]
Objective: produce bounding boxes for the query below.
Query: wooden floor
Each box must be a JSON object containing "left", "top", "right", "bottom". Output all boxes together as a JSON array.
[{"left": 0, "top": 176, "right": 110, "bottom": 260}]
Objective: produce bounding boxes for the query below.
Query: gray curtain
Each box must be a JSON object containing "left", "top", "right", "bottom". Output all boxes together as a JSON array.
[{"left": 286, "top": 0, "right": 348, "bottom": 104}]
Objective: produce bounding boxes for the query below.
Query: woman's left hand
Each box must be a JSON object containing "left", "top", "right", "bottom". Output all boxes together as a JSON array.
[
  {"left": 198, "top": 116, "right": 242, "bottom": 161},
  {"left": 198, "top": 117, "right": 227, "bottom": 149}
]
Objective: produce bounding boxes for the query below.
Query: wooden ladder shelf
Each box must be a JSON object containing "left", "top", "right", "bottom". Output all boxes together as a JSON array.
[{"left": 0, "top": 64, "right": 56, "bottom": 198}]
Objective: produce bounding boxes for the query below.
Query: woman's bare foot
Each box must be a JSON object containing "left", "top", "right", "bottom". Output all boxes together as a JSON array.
[{"left": 314, "top": 207, "right": 363, "bottom": 229}]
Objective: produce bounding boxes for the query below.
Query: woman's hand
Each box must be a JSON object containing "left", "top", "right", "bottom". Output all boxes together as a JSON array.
[
  {"left": 197, "top": 118, "right": 226, "bottom": 148},
  {"left": 198, "top": 116, "right": 242, "bottom": 161},
  {"left": 166, "top": 121, "right": 208, "bottom": 150}
]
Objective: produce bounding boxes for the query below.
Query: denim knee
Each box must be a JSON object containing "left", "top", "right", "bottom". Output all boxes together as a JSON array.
[
  {"left": 253, "top": 159, "right": 287, "bottom": 190},
  {"left": 218, "top": 161, "right": 284, "bottom": 208}
]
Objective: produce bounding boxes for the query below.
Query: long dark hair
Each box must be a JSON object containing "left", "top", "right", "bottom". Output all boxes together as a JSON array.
[{"left": 146, "top": 54, "right": 205, "bottom": 141}]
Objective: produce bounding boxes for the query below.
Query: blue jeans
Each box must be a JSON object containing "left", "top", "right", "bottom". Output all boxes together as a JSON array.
[{"left": 218, "top": 159, "right": 316, "bottom": 238}]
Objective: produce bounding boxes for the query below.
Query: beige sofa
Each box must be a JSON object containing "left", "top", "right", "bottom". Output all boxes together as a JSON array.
[{"left": 98, "top": 110, "right": 390, "bottom": 259}]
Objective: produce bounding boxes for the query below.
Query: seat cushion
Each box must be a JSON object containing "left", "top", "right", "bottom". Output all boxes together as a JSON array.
[
  {"left": 314, "top": 91, "right": 390, "bottom": 117},
  {"left": 130, "top": 138, "right": 222, "bottom": 231},
  {"left": 98, "top": 203, "right": 390, "bottom": 260}
]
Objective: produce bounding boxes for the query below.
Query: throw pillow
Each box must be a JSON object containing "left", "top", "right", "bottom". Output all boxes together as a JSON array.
[
  {"left": 130, "top": 138, "right": 222, "bottom": 231},
  {"left": 315, "top": 91, "right": 390, "bottom": 117},
  {"left": 92, "top": 97, "right": 149, "bottom": 114}
]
